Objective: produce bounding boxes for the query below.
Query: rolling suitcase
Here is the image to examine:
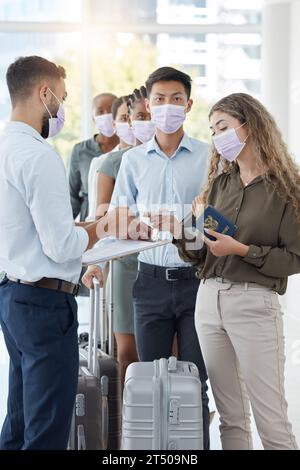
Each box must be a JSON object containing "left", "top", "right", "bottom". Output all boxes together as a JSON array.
[
  {"left": 69, "top": 278, "right": 109, "bottom": 450},
  {"left": 122, "top": 356, "right": 203, "bottom": 450},
  {"left": 70, "top": 267, "right": 122, "bottom": 450}
]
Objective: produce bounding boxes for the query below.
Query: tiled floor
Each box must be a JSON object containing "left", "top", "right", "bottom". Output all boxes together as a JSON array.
[{"left": 1, "top": 275, "right": 300, "bottom": 450}]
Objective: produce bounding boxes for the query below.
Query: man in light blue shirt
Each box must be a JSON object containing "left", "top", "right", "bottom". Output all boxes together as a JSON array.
[
  {"left": 110, "top": 67, "right": 210, "bottom": 449},
  {"left": 0, "top": 56, "right": 100, "bottom": 450}
]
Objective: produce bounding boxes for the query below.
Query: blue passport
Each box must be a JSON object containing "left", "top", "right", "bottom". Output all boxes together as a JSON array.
[{"left": 191, "top": 205, "right": 237, "bottom": 241}]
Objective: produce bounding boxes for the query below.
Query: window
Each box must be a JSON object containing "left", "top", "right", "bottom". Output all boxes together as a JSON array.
[
  {"left": 0, "top": 32, "right": 81, "bottom": 162},
  {"left": 0, "top": 0, "right": 263, "bottom": 153},
  {"left": 0, "top": 0, "right": 81, "bottom": 22}
]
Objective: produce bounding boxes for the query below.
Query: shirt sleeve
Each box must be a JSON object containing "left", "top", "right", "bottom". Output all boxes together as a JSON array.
[
  {"left": 99, "top": 153, "right": 115, "bottom": 179},
  {"left": 68, "top": 143, "right": 82, "bottom": 219},
  {"left": 243, "top": 202, "right": 300, "bottom": 277},
  {"left": 24, "top": 150, "right": 89, "bottom": 264},
  {"left": 109, "top": 153, "right": 138, "bottom": 214},
  {"left": 172, "top": 226, "right": 206, "bottom": 267}
]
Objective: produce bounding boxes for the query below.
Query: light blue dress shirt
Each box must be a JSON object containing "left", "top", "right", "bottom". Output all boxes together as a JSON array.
[
  {"left": 0, "top": 122, "right": 89, "bottom": 283},
  {"left": 110, "top": 133, "right": 210, "bottom": 267}
]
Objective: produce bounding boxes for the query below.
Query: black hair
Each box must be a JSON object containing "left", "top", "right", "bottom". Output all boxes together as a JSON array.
[
  {"left": 111, "top": 95, "right": 129, "bottom": 120},
  {"left": 127, "top": 86, "right": 147, "bottom": 113},
  {"left": 145, "top": 66, "right": 192, "bottom": 99},
  {"left": 6, "top": 55, "right": 66, "bottom": 107}
]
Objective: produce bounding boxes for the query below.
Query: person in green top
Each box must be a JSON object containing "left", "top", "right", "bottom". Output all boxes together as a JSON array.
[
  {"left": 82, "top": 87, "right": 155, "bottom": 389},
  {"left": 68, "top": 93, "right": 119, "bottom": 221},
  {"left": 152, "top": 93, "right": 300, "bottom": 450}
]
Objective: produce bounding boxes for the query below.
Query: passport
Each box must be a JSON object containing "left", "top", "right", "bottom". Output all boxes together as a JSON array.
[{"left": 185, "top": 205, "right": 237, "bottom": 241}]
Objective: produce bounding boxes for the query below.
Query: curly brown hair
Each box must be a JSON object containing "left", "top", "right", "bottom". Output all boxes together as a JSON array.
[{"left": 201, "top": 93, "right": 300, "bottom": 224}]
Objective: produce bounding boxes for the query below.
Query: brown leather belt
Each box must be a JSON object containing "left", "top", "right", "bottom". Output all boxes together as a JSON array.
[{"left": 7, "top": 276, "right": 80, "bottom": 296}]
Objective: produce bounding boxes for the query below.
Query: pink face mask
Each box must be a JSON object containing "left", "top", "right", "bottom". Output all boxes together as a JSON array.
[
  {"left": 212, "top": 122, "right": 248, "bottom": 162},
  {"left": 115, "top": 122, "right": 135, "bottom": 146}
]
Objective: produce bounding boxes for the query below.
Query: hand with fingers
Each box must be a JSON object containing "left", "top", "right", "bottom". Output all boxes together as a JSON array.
[
  {"left": 192, "top": 195, "right": 204, "bottom": 218},
  {"left": 96, "top": 207, "right": 153, "bottom": 241},
  {"left": 202, "top": 229, "right": 249, "bottom": 258},
  {"left": 145, "top": 210, "right": 182, "bottom": 239},
  {"left": 82, "top": 265, "right": 104, "bottom": 289}
]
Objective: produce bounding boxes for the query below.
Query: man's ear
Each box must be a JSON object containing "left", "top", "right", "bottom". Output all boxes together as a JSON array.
[
  {"left": 145, "top": 98, "right": 151, "bottom": 114},
  {"left": 39, "top": 85, "right": 49, "bottom": 100},
  {"left": 186, "top": 98, "right": 193, "bottom": 114}
]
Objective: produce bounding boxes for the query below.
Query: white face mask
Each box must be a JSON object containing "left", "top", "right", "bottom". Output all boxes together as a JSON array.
[
  {"left": 131, "top": 120, "right": 156, "bottom": 143},
  {"left": 212, "top": 122, "right": 248, "bottom": 162},
  {"left": 94, "top": 113, "right": 114, "bottom": 137},
  {"left": 150, "top": 104, "right": 186, "bottom": 134},
  {"left": 41, "top": 88, "right": 65, "bottom": 139},
  {"left": 115, "top": 122, "right": 135, "bottom": 146}
]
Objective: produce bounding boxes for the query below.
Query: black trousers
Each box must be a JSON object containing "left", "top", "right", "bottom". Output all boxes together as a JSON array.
[
  {"left": 133, "top": 266, "right": 210, "bottom": 450},
  {"left": 0, "top": 278, "right": 79, "bottom": 450}
]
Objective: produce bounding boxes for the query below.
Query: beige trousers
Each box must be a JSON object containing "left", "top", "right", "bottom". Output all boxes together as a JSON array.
[{"left": 195, "top": 277, "right": 298, "bottom": 450}]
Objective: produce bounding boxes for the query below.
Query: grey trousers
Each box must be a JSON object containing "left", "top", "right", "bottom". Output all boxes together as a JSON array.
[{"left": 195, "top": 277, "right": 298, "bottom": 450}]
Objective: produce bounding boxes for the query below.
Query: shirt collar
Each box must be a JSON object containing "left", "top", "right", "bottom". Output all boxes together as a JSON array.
[
  {"left": 231, "top": 164, "right": 264, "bottom": 187},
  {"left": 146, "top": 132, "right": 193, "bottom": 157},
  {"left": 91, "top": 134, "right": 102, "bottom": 152},
  {"left": 5, "top": 121, "right": 47, "bottom": 144}
]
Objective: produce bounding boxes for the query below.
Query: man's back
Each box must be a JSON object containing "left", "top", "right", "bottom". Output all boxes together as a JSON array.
[{"left": 0, "top": 122, "right": 88, "bottom": 283}]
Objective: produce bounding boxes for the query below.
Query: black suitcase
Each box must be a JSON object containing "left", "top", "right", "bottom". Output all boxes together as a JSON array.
[{"left": 69, "top": 275, "right": 121, "bottom": 450}]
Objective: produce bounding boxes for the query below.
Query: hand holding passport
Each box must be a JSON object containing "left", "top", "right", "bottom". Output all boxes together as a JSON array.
[{"left": 185, "top": 205, "right": 237, "bottom": 241}]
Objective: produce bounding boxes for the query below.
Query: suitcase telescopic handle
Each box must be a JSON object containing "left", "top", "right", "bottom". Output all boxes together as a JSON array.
[
  {"left": 89, "top": 278, "right": 101, "bottom": 376},
  {"left": 88, "top": 281, "right": 96, "bottom": 372}
]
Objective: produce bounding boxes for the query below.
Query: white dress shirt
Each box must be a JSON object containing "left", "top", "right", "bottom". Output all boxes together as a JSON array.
[
  {"left": 86, "top": 145, "right": 120, "bottom": 221},
  {"left": 0, "top": 121, "right": 89, "bottom": 283}
]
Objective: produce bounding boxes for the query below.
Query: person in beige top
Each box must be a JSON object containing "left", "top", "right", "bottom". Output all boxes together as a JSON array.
[{"left": 152, "top": 93, "right": 300, "bottom": 450}]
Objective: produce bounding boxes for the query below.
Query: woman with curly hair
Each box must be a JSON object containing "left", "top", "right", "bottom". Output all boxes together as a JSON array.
[{"left": 172, "top": 93, "right": 300, "bottom": 450}]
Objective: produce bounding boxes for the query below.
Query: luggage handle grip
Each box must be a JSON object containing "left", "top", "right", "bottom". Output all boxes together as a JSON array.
[{"left": 168, "top": 356, "right": 177, "bottom": 372}]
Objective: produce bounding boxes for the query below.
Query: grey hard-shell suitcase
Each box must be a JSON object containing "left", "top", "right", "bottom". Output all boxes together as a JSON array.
[{"left": 122, "top": 356, "right": 203, "bottom": 450}]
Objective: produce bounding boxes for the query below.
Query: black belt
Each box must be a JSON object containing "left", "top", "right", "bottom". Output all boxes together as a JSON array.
[
  {"left": 138, "top": 262, "right": 197, "bottom": 281},
  {"left": 7, "top": 276, "right": 80, "bottom": 296}
]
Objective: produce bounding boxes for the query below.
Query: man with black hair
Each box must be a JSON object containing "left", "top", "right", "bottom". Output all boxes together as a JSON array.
[
  {"left": 68, "top": 92, "right": 119, "bottom": 221},
  {"left": 0, "top": 56, "right": 101, "bottom": 449},
  {"left": 110, "top": 66, "right": 211, "bottom": 449}
]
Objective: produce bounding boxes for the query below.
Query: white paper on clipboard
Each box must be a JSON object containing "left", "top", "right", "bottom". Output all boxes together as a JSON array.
[{"left": 82, "top": 237, "right": 170, "bottom": 266}]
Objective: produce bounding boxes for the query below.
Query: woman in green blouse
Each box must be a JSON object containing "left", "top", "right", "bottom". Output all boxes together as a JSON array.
[{"left": 153, "top": 93, "right": 300, "bottom": 450}]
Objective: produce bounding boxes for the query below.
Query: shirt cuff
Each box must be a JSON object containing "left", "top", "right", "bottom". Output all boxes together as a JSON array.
[
  {"left": 243, "top": 244, "right": 264, "bottom": 266},
  {"left": 76, "top": 226, "right": 89, "bottom": 253}
]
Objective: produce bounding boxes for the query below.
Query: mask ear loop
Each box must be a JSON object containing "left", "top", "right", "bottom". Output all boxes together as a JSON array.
[
  {"left": 41, "top": 97, "right": 53, "bottom": 119},
  {"left": 48, "top": 88, "right": 62, "bottom": 106},
  {"left": 236, "top": 121, "right": 249, "bottom": 143}
]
